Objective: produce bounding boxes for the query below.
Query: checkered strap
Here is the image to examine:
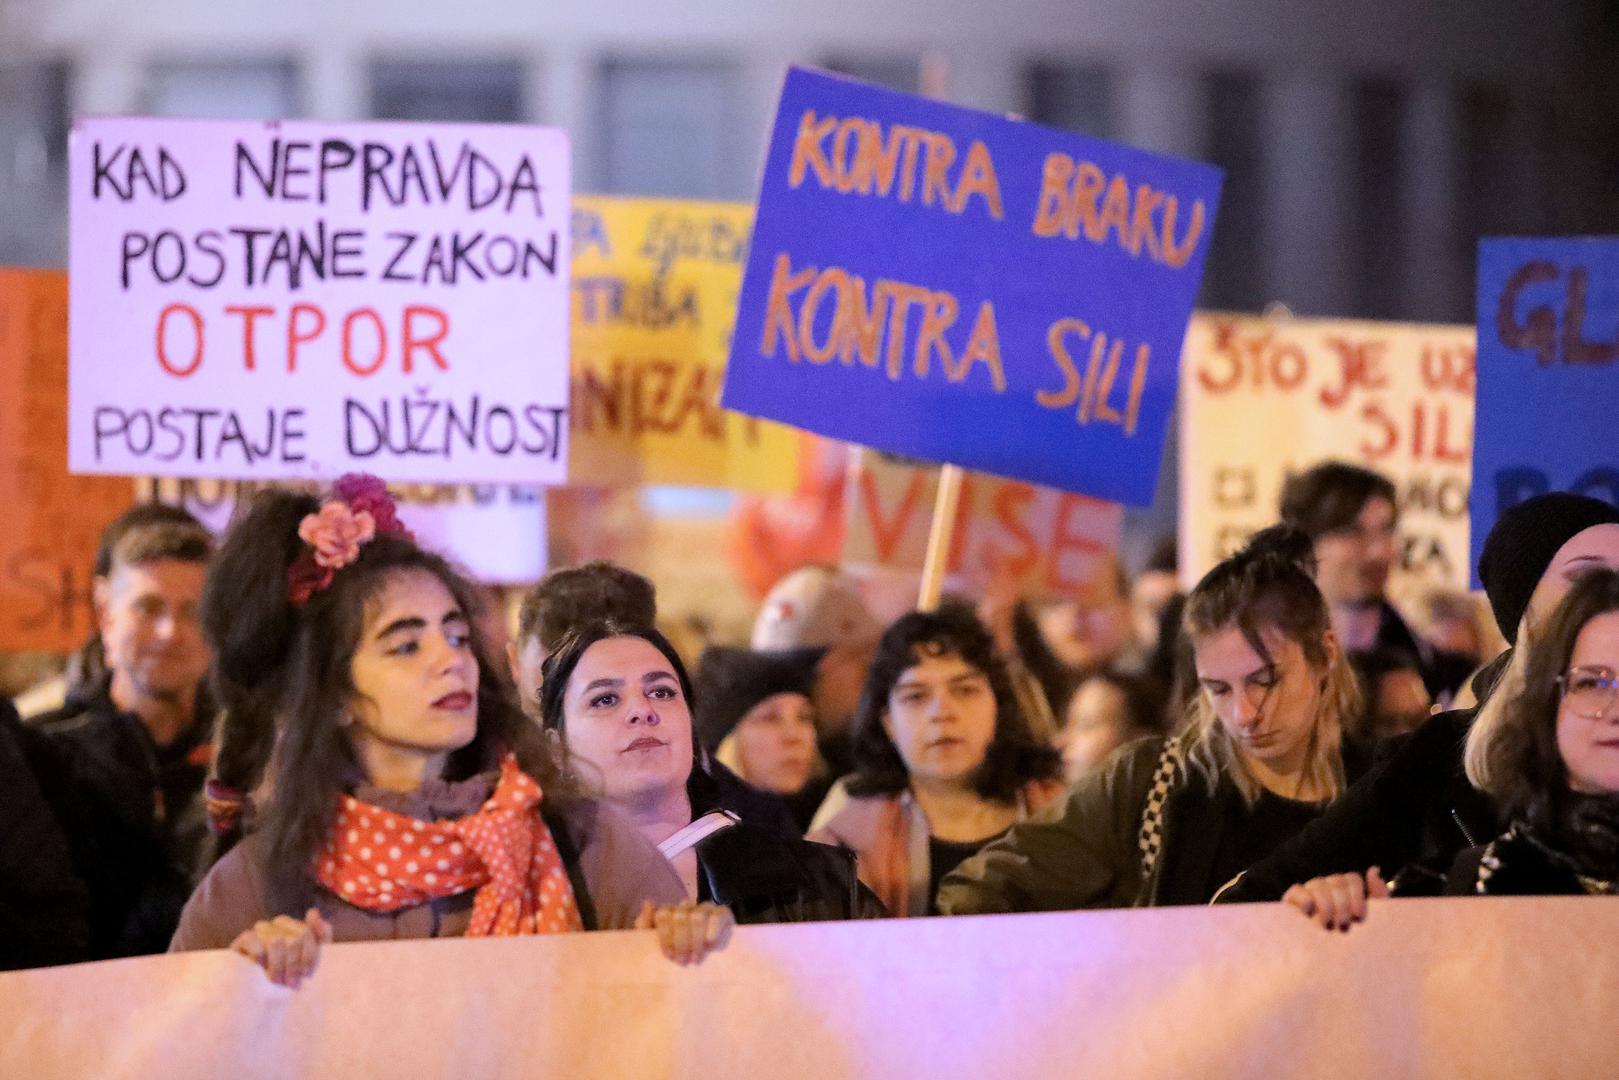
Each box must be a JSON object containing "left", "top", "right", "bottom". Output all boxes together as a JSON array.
[{"left": 1136, "top": 736, "right": 1187, "bottom": 884}]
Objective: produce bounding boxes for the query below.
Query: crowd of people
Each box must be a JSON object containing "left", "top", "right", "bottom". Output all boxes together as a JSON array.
[{"left": 3, "top": 460, "right": 1617, "bottom": 983}]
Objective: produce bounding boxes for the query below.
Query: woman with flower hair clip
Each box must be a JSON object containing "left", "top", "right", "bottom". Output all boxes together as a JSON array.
[{"left": 172, "top": 476, "right": 729, "bottom": 984}]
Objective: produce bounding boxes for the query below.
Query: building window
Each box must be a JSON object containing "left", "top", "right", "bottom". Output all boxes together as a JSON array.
[
  {"left": 1199, "top": 71, "right": 1264, "bottom": 313},
  {"left": 370, "top": 59, "right": 526, "bottom": 123},
  {"left": 1351, "top": 78, "right": 1407, "bottom": 321},
  {"left": 820, "top": 56, "right": 920, "bottom": 96},
  {"left": 598, "top": 58, "right": 745, "bottom": 200},
  {"left": 0, "top": 60, "right": 69, "bottom": 267},
  {"left": 1025, "top": 63, "right": 1115, "bottom": 139},
  {"left": 143, "top": 59, "right": 300, "bottom": 119}
]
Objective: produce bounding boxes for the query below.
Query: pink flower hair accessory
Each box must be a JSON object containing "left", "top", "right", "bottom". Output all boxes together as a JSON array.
[{"left": 287, "top": 474, "right": 414, "bottom": 607}]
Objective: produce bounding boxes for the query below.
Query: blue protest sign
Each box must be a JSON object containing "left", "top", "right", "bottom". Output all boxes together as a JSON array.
[
  {"left": 720, "top": 67, "right": 1222, "bottom": 506},
  {"left": 1472, "top": 237, "right": 1619, "bottom": 582}
]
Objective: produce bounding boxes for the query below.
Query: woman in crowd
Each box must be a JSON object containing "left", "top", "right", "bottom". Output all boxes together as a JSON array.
[
  {"left": 937, "top": 527, "right": 1368, "bottom": 913},
  {"left": 172, "top": 478, "right": 729, "bottom": 985},
  {"left": 1285, "top": 569, "right": 1619, "bottom": 926},
  {"left": 1222, "top": 492, "right": 1619, "bottom": 914},
  {"left": 1450, "top": 568, "right": 1619, "bottom": 894},
  {"left": 540, "top": 622, "right": 883, "bottom": 922},
  {"left": 809, "top": 602, "right": 1065, "bottom": 917},
  {"left": 1056, "top": 670, "right": 1164, "bottom": 783},
  {"left": 694, "top": 645, "right": 830, "bottom": 832}
]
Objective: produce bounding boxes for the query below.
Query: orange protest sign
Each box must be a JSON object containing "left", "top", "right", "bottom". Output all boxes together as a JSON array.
[
  {"left": 0, "top": 268, "right": 134, "bottom": 652},
  {"left": 843, "top": 449, "right": 1123, "bottom": 602}
]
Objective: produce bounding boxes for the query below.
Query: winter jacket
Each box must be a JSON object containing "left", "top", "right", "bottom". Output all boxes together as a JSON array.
[
  {"left": 1214, "top": 653, "right": 1511, "bottom": 904},
  {"left": 30, "top": 679, "right": 213, "bottom": 957},
  {"left": 695, "top": 822, "right": 887, "bottom": 922},
  {"left": 169, "top": 772, "right": 685, "bottom": 951},
  {"left": 809, "top": 778, "right": 1063, "bottom": 917},
  {"left": 938, "top": 735, "right": 1373, "bottom": 914},
  {"left": 0, "top": 698, "right": 90, "bottom": 968}
]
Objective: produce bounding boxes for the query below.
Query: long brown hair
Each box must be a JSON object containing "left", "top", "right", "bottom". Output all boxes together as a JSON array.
[
  {"left": 1180, "top": 526, "right": 1360, "bottom": 804},
  {"left": 1468, "top": 568, "right": 1619, "bottom": 818},
  {"left": 204, "top": 487, "right": 575, "bottom": 908}
]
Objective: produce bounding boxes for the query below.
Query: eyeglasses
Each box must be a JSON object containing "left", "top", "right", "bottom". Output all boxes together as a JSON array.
[{"left": 1558, "top": 666, "right": 1619, "bottom": 720}]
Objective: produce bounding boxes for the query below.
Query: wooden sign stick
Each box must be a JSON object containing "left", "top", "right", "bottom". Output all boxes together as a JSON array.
[{"left": 916, "top": 463, "right": 964, "bottom": 612}]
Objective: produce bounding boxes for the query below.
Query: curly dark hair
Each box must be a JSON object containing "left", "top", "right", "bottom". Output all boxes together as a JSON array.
[
  {"left": 1278, "top": 460, "right": 1398, "bottom": 540},
  {"left": 1473, "top": 568, "right": 1619, "bottom": 820},
  {"left": 845, "top": 600, "right": 1061, "bottom": 802},
  {"left": 204, "top": 486, "right": 574, "bottom": 905}
]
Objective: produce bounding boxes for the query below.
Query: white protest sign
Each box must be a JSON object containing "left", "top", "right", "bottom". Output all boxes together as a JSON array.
[
  {"left": 139, "top": 478, "right": 548, "bottom": 585},
  {"left": 70, "top": 117, "right": 571, "bottom": 484},
  {"left": 1179, "top": 312, "right": 1475, "bottom": 597}
]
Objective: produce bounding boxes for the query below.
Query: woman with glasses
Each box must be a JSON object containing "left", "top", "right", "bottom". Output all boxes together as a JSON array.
[
  {"left": 939, "top": 527, "right": 1369, "bottom": 913},
  {"left": 1443, "top": 568, "right": 1619, "bottom": 895}
]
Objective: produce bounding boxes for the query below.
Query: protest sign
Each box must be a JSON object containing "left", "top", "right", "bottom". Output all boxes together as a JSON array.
[
  {"left": 843, "top": 448, "right": 1122, "bottom": 602},
  {"left": 68, "top": 117, "right": 571, "bottom": 484},
  {"left": 721, "top": 66, "right": 1222, "bottom": 506},
  {"left": 5, "top": 899, "right": 1618, "bottom": 1080},
  {"left": 0, "top": 268, "right": 134, "bottom": 652},
  {"left": 138, "top": 478, "right": 547, "bottom": 585},
  {"left": 1473, "top": 237, "right": 1619, "bottom": 580},
  {"left": 1179, "top": 312, "right": 1475, "bottom": 596},
  {"left": 570, "top": 196, "right": 796, "bottom": 491}
]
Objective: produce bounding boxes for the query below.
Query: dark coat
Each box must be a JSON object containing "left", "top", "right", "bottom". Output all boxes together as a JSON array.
[
  {"left": 696, "top": 822, "right": 886, "bottom": 923},
  {"left": 1368, "top": 601, "right": 1475, "bottom": 704},
  {"left": 1215, "top": 653, "right": 1510, "bottom": 903},
  {"left": 938, "top": 735, "right": 1373, "bottom": 914},
  {"left": 29, "top": 680, "right": 213, "bottom": 957},
  {"left": 0, "top": 698, "right": 90, "bottom": 968},
  {"left": 1443, "top": 832, "right": 1614, "bottom": 896}
]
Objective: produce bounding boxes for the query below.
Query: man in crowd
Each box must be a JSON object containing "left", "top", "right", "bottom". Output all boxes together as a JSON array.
[
  {"left": 508, "top": 560, "right": 658, "bottom": 714},
  {"left": 31, "top": 513, "right": 216, "bottom": 957},
  {"left": 1279, "top": 461, "right": 1472, "bottom": 703}
]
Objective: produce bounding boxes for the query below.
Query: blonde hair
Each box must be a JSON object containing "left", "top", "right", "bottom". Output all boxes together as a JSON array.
[
  {"left": 1463, "top": 640, "right": 1530, "bottom": 794},
  {"left": 1182, "top": 646, "right": 1358, "bottom": 805}
]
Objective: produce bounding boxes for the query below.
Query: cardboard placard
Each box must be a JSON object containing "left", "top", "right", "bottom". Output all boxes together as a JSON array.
[
  {"left": 843, "top": 449, "right": 1122, "bottom": 601},
  {"left": 69, "top": 117, "right": 571, "bottom": 484},
  {"left": 0, "top": 268, "right": 134, "bottom": 652},
  {"left": 139, "top": 478, "right": 547, "bottom": 585},
  {"left": 570, "top": 196, "right": 797, "bottom": 491},
  {"left": 1472, "top": 237, "right": 1619, "bottom": 580},
  {"left": 1179, "top": 312, "right": 1475, "bottom": 596},
  {"left": 722, "top": 67, "right": 1222, "bottom": 505}
]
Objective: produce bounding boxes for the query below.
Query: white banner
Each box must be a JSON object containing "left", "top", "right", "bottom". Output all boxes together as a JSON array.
[
  {"left": 70, "top": 117, "right": 571, "bottom": 484},
  {"left": 1179, "top": 313, "right": 1475, "bottom": 597},
  {"left": 4, "top": 899, "right": 1616, "bottom": 1079}
]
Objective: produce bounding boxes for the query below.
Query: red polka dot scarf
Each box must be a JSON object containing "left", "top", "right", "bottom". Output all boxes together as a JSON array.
[{"left": 315, "top": 756, "right": 584, "bottom": 936}]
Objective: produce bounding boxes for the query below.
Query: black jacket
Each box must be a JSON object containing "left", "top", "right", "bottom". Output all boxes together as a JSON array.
[
  {"left": 1368, "top": 601, "right": 1475, "bottom": 704},
  {"left": 30, "top": 680, "right": 213, "bottom": 957},
  {"left": 1216, "top": 653, "right": 1510, "bottom": 903},
  {"left": 0, "top": 698, "right": 90, "bottom": 969},
  {"left": 695, "top": 821, "right": 887, "bottom": 923}
]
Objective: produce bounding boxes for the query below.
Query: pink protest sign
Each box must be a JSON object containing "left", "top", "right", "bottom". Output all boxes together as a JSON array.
[{"left": 69, "top": 117, "right": 571, "bottom": 484}]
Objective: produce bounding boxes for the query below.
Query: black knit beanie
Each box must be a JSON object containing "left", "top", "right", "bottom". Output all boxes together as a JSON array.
[
  {"left": 1478, "top": 492, "right": 1619, "bottom": 641},
  {"left": 692, "top": 645, "right": 822, "bottom": 752}
]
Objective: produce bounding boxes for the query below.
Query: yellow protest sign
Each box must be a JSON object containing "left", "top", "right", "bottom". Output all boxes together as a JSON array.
[
  {"left": 570, "top": 196, "right": 797, "bottom": 491},
  {"left": 1179, "top": 312, "right": 1475, "bottom": 597}
]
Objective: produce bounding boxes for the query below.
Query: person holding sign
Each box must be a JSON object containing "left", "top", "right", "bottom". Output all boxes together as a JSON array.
[
  {"left": 938, "top": 528, "right": 1369, "bottom": 914},
  {"left": 539, "top": 622, "right": 884, "bottom": 923},
  {"left": 809, "top": 604, "right": 1065, "bottom": 917},
  {"left": 1224, "top": 493, "right": 1619, "bottom": 914},
  {"left": 170, "top": 480, "right": 728, "bottom": 984}
]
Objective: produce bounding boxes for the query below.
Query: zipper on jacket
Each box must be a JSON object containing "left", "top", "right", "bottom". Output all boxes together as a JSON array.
[{"left": 1451, "top": 809, "right": 1478, "bottom": 848}]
